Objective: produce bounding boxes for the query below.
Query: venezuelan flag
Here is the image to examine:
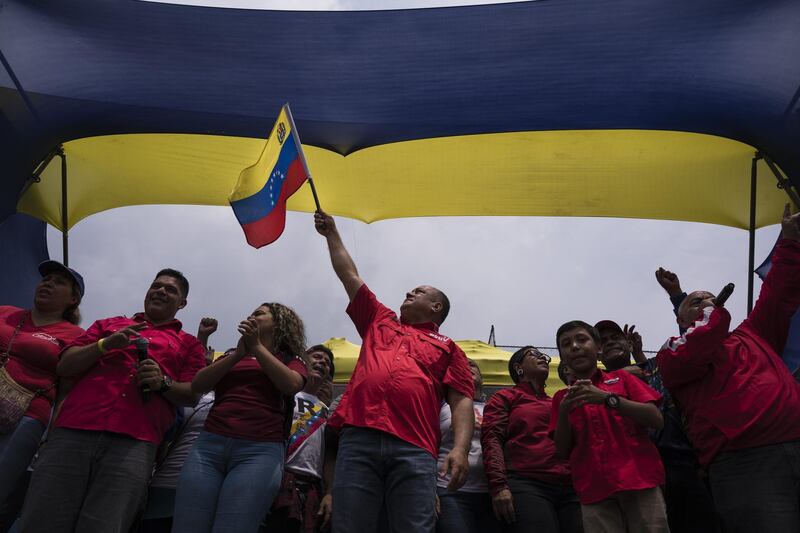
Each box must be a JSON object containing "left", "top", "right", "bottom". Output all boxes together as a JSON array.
[{"left": 229, "top": 104, "right": 309, "bottom": 248}]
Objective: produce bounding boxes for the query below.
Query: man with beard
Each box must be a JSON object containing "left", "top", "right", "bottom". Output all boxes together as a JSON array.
[
  {"left": 18, "top": 268, "right": 206, "bottom": 533},
  {"left": 263, "top": 344, "right": 335, "bottom": 533}
]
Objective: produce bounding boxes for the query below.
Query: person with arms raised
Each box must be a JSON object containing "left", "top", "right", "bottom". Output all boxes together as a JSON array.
[
  {"left": 657, "top": 204, "right": 800, "bottom": 532},
  {"left": 313, "top": 211, "right": 474, "bottom": 533}
]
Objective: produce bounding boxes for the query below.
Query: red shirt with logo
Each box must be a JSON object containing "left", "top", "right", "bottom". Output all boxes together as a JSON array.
[
  {"left": 56, "top": 313, "right": 206, "bottom": 444},
  {"left": 657, "top": 238, "right": 800, "bottom": 466},
  {"left": 0, "top": 306, "right": 84, "bottom": 425},
  {"left": 204, "top": 351, "right": 307, "bottom": 442},
  {"left": 482, "top": 382, "right": 572, "bottom": 496},
  {"left": 327, "top": 284, "right": 474, "bottom": 457},
  {"left": 549, "top": 369, "right": 664, "bottom": 504}
]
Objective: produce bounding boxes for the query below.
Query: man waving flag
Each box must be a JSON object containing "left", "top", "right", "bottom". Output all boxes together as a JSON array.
[{"left": 229, "top": 104, "right": 318, "bottom": 248}]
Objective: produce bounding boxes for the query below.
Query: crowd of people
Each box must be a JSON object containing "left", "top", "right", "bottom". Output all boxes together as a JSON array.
[{"left": 0, "top": 204, "right": 799, "bottom": 533}]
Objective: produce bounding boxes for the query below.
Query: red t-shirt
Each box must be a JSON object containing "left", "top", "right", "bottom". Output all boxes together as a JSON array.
[
  {"left": 549, "top": 369, "right": 665, "bottom": 504},
  {"left": 204, "top": 351, "right": 307, "bottom": 442},
  {"left": 0, "top": 306, "right": 84, "bottom": 425},
  {"left": 327, "top": 284, "right": 474, "bottom": 457},
  {"left": 56, "top": 314, "right": 206, "bottom": 444},
  {"left": 481, "top": 382, "right": 572, "bottom": 496},
  {"left": 657, "top": 239, "right": 800, "bottom": 466}
]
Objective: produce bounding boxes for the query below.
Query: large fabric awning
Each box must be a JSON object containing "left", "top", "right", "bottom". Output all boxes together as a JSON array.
[
  {"left": 2, "top": 0, "right": 799, "bottom": 229},
  {"left": 17, "top": 131, "right": 790, "bottom": 231}
]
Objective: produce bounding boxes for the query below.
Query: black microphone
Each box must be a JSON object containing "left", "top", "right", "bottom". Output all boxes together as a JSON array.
[
  {"left": 133, "top": 337, "right": 151, "bottom": 402},
  {"left": 716, "top": 283, "right": 735, "bottom": 307}
]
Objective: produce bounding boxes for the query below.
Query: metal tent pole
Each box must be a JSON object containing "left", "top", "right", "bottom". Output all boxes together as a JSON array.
[
  {"left": 56, "top": 146, "right": 68, "bottom": 266},
  {"left": 747, "top": 153, "right": 761, "bottom": 314}
]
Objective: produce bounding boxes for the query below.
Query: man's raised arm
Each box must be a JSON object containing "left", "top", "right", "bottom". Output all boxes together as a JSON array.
[{"left": 314, "top": 211, "right": 364, "bottom": 302}]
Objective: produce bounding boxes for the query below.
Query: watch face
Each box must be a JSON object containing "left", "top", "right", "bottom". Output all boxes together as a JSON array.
[{"left": 606, "top": 394, "right": 620, "bottom": 408}]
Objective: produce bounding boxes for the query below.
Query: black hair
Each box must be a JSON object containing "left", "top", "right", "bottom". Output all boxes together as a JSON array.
[
  {"left": 433, "top": 288, "right": 451, "bottom": 325},
  {"left": 306, "top": 344, "right": 336, "bottom": 378},
  {"left": 156, "top": 268, "right": 189, "bottom": 298},
  {"left": 508, "top": 345, "right": 535, "bottom": 384},
  {"left": 556, "top": 320, "right": 601, "bottom": 355}
]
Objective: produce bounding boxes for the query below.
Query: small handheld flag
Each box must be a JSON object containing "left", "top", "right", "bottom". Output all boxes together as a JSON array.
[{"left": 229, "top": 104, "right": 318, "bottom": 248}]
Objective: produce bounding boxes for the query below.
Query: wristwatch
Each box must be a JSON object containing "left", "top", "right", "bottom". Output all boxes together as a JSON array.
[
  {"left": 604, "top": 393, "right": 621, "bottom": 409},
  {"left": 158, "top": 375, "right": 173, "bottom": 393}
]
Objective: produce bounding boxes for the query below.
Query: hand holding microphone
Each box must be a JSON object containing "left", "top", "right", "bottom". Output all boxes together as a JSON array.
[{"left": 133, "top": 337, "right": 152, "bottom": 401}]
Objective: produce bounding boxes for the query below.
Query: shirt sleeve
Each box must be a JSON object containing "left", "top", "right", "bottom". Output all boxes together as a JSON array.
[
  {"left": 745, "top": 238, "right": 800, "bottom": 355},
  {"left": 481, "top": 391, "right": 511, "bottom": 496},
  {"left": 345, "top": 284, "right": 396, "bottom": 339},
  {"left": 443, "top": 344, "right": 474, "bottom": 399},
  {"left": 287, "top": 356, "right": 308, "bottom": 382},
  {"left": 618, "top": 369, "right": 661, "bottom": 404},
  {"left": 176, "top": 334, "right": 207, "bottom": 383},
  {"left": 656, "top": 306, "right": 731, "bottom": 388},
  {"left": 60, "top": 318, "right": 107, "bottom": 355}
]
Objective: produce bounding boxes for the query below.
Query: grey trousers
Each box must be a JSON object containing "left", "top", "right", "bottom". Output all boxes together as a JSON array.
[
  {"left": 17, "top": 427, "right": 156, "bottom": 533},
  {"left": 709, "top": 440, "right": 800, "bottom": 533}
]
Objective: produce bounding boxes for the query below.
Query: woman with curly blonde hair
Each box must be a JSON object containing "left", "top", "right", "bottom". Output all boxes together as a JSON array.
[{"left": 172, "top": 302, "right": 308, "bottom": 533}]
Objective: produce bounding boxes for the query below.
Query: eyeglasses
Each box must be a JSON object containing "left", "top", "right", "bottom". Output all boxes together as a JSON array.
[{"left": 524, "top": 349, "right": 551, "bottom": 364}]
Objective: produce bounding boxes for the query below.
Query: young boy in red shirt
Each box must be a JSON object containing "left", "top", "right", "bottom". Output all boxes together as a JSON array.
[{"left": 550, "top": 320, "right": 668, "bottom": 533}]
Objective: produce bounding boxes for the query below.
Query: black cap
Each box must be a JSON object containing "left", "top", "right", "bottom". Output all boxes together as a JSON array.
[{"left": 38, "top": 261, "right": 85, "bottom": 298}]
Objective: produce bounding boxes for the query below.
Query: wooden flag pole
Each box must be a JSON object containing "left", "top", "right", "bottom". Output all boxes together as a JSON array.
[{"left": 284, "top": 103, "right": 322, "bottom": 212}]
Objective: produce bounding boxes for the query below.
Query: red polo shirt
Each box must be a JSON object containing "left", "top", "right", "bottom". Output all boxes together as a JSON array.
[
  {"left": 657, "top": 238, "right": 800, "bottom": 466},
  {"left": 204, "top": 351, "right": 307, "bottom": 442},
  {"left": 56, "top": 313, "right": 206, "bottom": 444},
  {"left": 0, "top": 307, "right": 84, "bottom": 425},
  {"left": 549, "top": 369, "right": 664, "bottom": 504},
  {"left": 327, "top": 284, "right": 474, "bottom": 457},
  {"left": 482, "top": 382, "right": 572, "bottom": 496}
]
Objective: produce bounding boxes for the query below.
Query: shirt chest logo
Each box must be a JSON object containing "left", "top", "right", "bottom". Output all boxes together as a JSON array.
[
  {"left": 604, "top": 377, "right": 620, "bottom": 385},
  {"left": 426, "top": 332, "right": 450, "bottom": 344},
  {"left": 32, "top": 332, "right": 59, "bottom": 345}
]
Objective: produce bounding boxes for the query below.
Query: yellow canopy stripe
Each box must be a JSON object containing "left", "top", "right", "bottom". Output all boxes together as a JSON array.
[{"left": 18, "top": 130, "right": 787, "bottom": 230}]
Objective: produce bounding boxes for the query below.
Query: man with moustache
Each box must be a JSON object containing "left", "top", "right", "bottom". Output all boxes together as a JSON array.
[
  {"left": 313, "top": 211, "right": 474, "bottom": 533},
  {"left": 18, "top": 268, "right": 206, "bottom": 533}
]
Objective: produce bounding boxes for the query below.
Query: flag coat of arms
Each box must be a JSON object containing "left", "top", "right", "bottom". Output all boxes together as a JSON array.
[{"left": 229, "top": 104, "right": 309, "bottom": 248}]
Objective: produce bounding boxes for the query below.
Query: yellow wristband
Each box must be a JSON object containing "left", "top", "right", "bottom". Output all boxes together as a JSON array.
[{"left": 97, "top": 338, "right": 108, "bottom": 354}]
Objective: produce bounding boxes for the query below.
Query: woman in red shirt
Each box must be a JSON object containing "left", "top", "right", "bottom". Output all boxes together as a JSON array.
[
  {"left": 0, "top": 261, "right": 85, "bottom": 507},
  {"left": 172, "top": 302, "right": 307, "bottom": 533},
  {"left": 481, "top": 346, "right": 582, "bottom": 533}
]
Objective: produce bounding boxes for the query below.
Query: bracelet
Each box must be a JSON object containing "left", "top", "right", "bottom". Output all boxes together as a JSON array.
[{"left": 97, "top": 338, "right": 108, "bottom": 354}]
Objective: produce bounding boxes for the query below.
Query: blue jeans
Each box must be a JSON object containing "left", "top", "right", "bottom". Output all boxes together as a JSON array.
[
  {"left": 0, "top": 416, "right": 44, "bottom": 505},
  {"left": 172, "top": 431, "right": 285, "bottom": 533},
  {"left": 436, "top": 489, "right": 500, "bottom": 533},
  {"left": 709, "top": 439, "right": 800, "bottom": 533},
  {"left": 332, "top": 427, "right": 437, "bottom": 533}
]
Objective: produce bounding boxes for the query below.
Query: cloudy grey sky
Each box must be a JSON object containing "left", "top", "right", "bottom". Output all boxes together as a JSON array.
[
  {"left": 49, "top": 0, "right": 782, "bottom": 354},
  {"left": 48, "top": 206, "right": 779, "bottom": 353}
]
